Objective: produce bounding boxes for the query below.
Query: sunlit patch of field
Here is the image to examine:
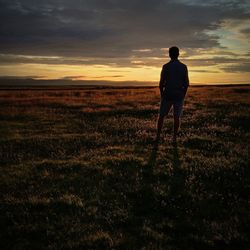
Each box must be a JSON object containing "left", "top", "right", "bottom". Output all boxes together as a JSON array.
[{"left": 0, "top": 85, "right": 249, "bottom": 249}]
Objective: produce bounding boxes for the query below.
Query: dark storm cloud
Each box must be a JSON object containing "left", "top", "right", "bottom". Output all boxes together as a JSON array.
[{"left": 0, "top": 0, "right": 249, "bottom": 60}]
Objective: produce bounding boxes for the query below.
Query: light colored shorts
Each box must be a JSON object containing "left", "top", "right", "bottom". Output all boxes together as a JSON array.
[{"left": 159, "top": 95, "right": 184, "bottom": 118}]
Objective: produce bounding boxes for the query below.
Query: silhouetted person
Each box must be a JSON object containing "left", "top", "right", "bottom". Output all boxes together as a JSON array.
[{"left": 157, "top": 46, "right": 189, "bottom": 141}]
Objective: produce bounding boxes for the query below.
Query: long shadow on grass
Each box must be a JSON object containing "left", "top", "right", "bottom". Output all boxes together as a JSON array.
[
  {"left": 127, "top": 139, "right": 190, "bottom": 248},
  {"left": 126, "top": 140, "right": 157, "bottom": 248},
  {"left": 136, "top": 140, "right": 206, "bottom": 249}
]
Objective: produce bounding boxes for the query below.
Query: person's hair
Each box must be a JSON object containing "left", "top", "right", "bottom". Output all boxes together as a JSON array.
[{"left": 169, "top": 46, "right": 179, "bottom": 59}]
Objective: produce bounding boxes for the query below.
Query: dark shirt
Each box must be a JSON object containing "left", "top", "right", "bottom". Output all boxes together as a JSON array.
[{"left": 159, "top": 59, "right": 189, "bottom": 101}]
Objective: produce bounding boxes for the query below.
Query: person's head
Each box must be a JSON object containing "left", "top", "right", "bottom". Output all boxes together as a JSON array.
[{"left": 169, "top": 46, "right": 179, "bottom": 60}]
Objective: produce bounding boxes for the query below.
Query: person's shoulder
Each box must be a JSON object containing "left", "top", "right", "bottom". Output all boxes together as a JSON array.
[
  {"left": 162, "top": 60, "right": 187, "bottom": 69},
  {"left": 162, "top": 62, "right": 170, "bottom": 67},
  {"left": 162, "top": 61, "right": 172, "bottom": 69},
  {"left": 178, "top": 60, "right": 188, "bottom": 68}
]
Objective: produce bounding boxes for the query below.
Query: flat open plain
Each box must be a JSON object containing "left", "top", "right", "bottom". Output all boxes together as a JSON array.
[{"left": 0, "top": 85, "right": 249, "bottom": 249}]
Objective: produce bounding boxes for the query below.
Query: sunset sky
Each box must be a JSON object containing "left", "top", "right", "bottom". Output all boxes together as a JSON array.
[{"left": 0, "top": 0, "right": 249, "bottom": 84}]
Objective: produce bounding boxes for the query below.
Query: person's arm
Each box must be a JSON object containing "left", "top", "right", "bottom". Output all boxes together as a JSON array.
[
  {"left": 159, "top": 66, "right": 165, "bottom": 97},
  {"left": 183, "top": 65, "right": 189, "bottom": 97}
]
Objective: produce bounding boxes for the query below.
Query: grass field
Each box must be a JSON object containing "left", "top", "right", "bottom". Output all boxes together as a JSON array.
[{"left": 0, "top": 85, "right": 249, "bottom": 249}]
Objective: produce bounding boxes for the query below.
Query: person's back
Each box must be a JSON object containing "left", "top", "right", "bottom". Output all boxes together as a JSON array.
[{"left": 161, "top": 59, "right": 189, "bottom": 101}]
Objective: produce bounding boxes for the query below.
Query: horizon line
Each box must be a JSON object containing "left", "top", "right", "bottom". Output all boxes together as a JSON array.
[{"left": 0, "top": 77, "right": 249, "bottom": 86}]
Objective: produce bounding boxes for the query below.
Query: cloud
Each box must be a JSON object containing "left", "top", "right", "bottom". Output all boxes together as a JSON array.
[
  {"left": 84, "top": 75, "right": 124, "bottom": 79},
  {"left": 240, "top": 27, "right": 250, "bottom": 39},
  {"left": 60, "top": 75, "right": 124, "bottom": 80},
  {"left": 220, "top": 62, "right": 250, "bottom": 73},
  {"left": 0, "top": 0, "right": 249, "bottom": 58},
  {"left": 0, "top": 75, "right": 41, "bottom": 79},
  {"left": 189, "top": 69, "right": 219, "bottom": 73},
  {"left": 60, "top": 75, "right": 85, "bottom": 80},
  {"left": 1, "top": 52, "right": 249, "bottom": 72}
]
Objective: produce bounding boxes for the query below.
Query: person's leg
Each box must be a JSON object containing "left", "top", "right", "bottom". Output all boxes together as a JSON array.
[
  {"left": 173, "top": 115, "right": 180, "bottom": 140},
  {"left": 157, "top": 99, "right": 172, "bottom": 139},
  {"left": 173, "top": 100, "right": 184, "bottom": 140},
  {"left": 157, "top": 116, "right": 164, "bottom": 138}
]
